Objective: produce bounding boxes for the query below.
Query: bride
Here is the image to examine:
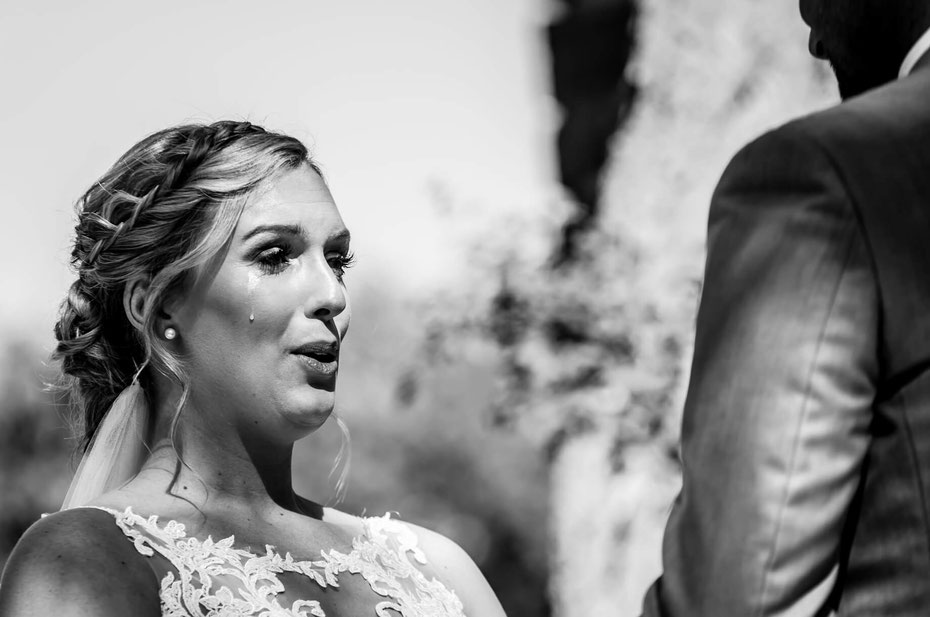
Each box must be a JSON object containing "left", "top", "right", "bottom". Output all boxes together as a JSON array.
[{"left": 0, "top": 121, "right": 506, "bottom": 616}]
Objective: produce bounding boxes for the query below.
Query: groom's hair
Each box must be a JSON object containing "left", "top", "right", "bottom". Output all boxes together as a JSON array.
[
  {"left": 53, "top": 121, "right": 319, "bottom": 455},
  {"left": 815, "top": 0, "right": 930, "bottom": 98}
]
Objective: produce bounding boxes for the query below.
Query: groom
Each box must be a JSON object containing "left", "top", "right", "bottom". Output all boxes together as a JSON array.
[{"left": 643, "top": 2, "right": 930, "bottom": 615}]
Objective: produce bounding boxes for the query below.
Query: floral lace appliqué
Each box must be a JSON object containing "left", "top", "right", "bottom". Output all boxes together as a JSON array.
[{"left": 95, "top": 506, "right": 465, "bottom": 617}]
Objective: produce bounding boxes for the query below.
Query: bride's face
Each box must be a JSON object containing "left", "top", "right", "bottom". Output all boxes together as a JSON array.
[{"left": 170, "top": 165, "right": 352, "bottom": 441}]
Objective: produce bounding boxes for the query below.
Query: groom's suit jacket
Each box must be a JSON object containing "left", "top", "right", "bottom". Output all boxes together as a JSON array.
[{"left": 643, "top": 56, "right": 930, "bottom": 616}]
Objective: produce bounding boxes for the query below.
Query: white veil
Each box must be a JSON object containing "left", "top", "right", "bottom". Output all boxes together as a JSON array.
[{"left": 60, "top": 378, "right": 150, "bottom": 510}]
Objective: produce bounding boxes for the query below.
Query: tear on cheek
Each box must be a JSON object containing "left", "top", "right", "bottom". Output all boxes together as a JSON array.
[{"left": 248, "top": 271, "right": 260, "bottom": 323}]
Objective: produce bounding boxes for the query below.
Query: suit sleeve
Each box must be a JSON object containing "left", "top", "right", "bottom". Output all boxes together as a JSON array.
[{"left": 642, "top": 125, "right": 879, "bottom": 617}]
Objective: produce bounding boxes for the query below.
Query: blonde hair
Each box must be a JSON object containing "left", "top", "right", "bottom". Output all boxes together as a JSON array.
[{"left": 54, "top": 120, "right": 319, "bottom": 453}]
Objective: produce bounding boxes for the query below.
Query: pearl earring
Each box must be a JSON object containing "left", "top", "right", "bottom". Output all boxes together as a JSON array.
[{"left": 164, "top": 327, "right": 177, "bottom": 340}]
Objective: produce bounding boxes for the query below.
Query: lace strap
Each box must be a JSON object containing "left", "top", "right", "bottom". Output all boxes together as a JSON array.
[
  {"left": 70, "top": 505, "right": 183, "bottom": 559},
  {"left": 360, "top": 515, "right": 466, "bottom": 617},
  {"left": 364, "top": 514, "right": 429, "bottom": 567}
]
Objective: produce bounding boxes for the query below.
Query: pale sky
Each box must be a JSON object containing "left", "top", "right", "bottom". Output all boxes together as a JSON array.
[{"left": 0, "top": 0, "right": 557, "bottom": 344}]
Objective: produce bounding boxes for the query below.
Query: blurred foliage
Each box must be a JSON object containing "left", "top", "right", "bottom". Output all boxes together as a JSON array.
[
  {"left": 410, "top": 177, "right": 689, "bottom": 616},
  {"left": 416, "top": 223, "right": 688, "bottom": 461},
  {"left": 417, "top": 0, "right": 679, "bottom": 466}
]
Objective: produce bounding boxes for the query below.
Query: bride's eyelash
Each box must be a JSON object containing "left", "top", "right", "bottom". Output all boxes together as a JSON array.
[
  {"left": 254, "top": 245, "right": 356, "bottom": 278},
  {"left": 330, "top": 251, "right": 356, "bottom": 278},
  {"left": 255, "top": 244, "right": 293, "bottom": 275}
]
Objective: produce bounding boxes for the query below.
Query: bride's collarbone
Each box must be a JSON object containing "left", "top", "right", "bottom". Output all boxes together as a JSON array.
[
  {"left": 90, "top": 490, "right": 364, "bottom": 559},
  {"left": 207, "top": 506, "right": 362, "bottom": 557}
]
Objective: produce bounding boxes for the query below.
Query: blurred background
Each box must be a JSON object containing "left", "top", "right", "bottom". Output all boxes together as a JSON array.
[{"left": 0, "top": 1, "right": 835, "bottom": 615}]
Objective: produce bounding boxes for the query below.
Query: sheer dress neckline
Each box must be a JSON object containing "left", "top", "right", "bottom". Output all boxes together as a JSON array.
[{"left": 80, "top": 505, "right": 466, "bottom": 617}]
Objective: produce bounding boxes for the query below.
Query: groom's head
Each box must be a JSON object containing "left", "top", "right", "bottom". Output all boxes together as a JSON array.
[{"left": 800, "top": 0, "right": 930, "bottom": 99}]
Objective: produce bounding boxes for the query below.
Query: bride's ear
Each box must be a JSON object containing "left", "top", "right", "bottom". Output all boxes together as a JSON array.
[
  {"left": 125, "top": 277, "right": 182, "bottom": 336},
  {"left": 123, "top": 277, "right": 177, "bottom": 334},
  {"left": 123, "top": 277, "right": 151, "bottom": 333}
]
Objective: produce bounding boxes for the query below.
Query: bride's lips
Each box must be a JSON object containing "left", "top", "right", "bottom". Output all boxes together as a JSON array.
[{"left": 292, "top": 341, "right": 339, "bottom": 380}]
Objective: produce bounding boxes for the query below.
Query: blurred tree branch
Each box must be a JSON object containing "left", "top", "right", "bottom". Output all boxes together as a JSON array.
[{"left": 549, "top": 0, "right": 637, "bottom": 265}]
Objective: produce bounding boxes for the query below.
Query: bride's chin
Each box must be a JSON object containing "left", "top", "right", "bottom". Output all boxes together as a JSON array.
[{"left": 280, "top": 395, "right": 335, "bottom": 432}]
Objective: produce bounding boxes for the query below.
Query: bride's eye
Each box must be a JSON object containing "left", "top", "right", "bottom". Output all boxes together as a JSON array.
[
  {"left": 328, "top": 251, "right": 356, "bottom": 280},
  {"left": 256, "top": 245, "right": 293, "bottom": 275}
]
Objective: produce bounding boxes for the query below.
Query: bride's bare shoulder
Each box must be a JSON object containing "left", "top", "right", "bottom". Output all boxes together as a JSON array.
[
  {"left": 396, "top": 519, "right": 508, "bottom": 617},
  {"left": 0, "top": 508, "right": 160, "bottom": 616}
]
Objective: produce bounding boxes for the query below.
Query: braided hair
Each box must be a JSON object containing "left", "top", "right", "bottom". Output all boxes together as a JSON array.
[{"left": 54, "top": 121, "right": 318, "bottom": 452}]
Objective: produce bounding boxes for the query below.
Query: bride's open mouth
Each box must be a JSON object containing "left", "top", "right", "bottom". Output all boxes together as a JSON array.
[
  {"left": 295, "top": 350, "right": 338, "bottom": 375},
  {"left": 291, "top": 340, "right": 340, "bottom": 379}
]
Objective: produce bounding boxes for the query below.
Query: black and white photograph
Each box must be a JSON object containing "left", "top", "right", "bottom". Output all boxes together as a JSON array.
[{"left": 1, "top": 1, "right": 928, "bottom": 615}]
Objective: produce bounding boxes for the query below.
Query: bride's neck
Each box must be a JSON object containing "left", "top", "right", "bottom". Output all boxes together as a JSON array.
[
  {"left": 141, "top": 388, "right": 302, "bottom": 516},
  {"left": 145, "top": 439, "right": 299, "bottom": 514}
]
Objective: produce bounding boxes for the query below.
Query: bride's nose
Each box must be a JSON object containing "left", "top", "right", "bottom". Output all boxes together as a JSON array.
[{"left": 302, "top": 258, "right": 347, "bottom": 320}]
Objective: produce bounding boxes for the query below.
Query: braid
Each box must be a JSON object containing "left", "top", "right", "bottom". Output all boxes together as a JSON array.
[
  {"left": 80, "top": 122, "right": 267, "bottom": 269},
  {"left": 160, "top": 128, "right": 214, "bottom": 193},
  {"left": 84, "top": 187, "right": 155, "bottom": 267},
  {"left": 161, "top": 122, "right": 267, "bottom": 195},
  {"left": 54, "top": 280, "right": 138, "bottom": 449},
  {"left": 54, "top": 119, "right": 311, "bottom": 452}
]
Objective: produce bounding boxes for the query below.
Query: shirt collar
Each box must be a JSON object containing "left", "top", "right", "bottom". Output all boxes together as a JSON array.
[{"left": 899, "top": 26, "right": 930, "bottom": 78}]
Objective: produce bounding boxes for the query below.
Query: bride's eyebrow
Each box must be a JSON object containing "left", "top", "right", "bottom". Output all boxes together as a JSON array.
[
  {"left": 328, "top": 229, "right": 351, "bottom": 244},
  {"left": 242, "top": 224, "right": 306, "bottom": 242}
]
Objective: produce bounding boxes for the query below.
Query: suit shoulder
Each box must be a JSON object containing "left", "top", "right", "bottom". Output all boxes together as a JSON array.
[
  {"left": 729, "top": 69, "right": 930, "bottom": 174},
  {"left": 714, "top": 120, "right": 845, "bottom": 208},
  {"left": 727, "top": 120, "right": 828, "bottom": 169},
  {"left": 0, "top": 508, "right": 159, "bottom": 615},
  {"left": 786, "top": 71, "right": 930, "bottom": 151}
]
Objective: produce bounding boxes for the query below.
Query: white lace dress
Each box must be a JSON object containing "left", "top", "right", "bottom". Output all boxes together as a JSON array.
[{"left": 88, "top": 506, "right": 466, "bottom": 617}]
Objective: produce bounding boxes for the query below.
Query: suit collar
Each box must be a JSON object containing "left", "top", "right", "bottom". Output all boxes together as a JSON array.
[
  {"left": 912, "top": 47, "right": 930, "bottom": 76},
  {"left": 899, "top": 25, "right": 930, "bottom": 78}
]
